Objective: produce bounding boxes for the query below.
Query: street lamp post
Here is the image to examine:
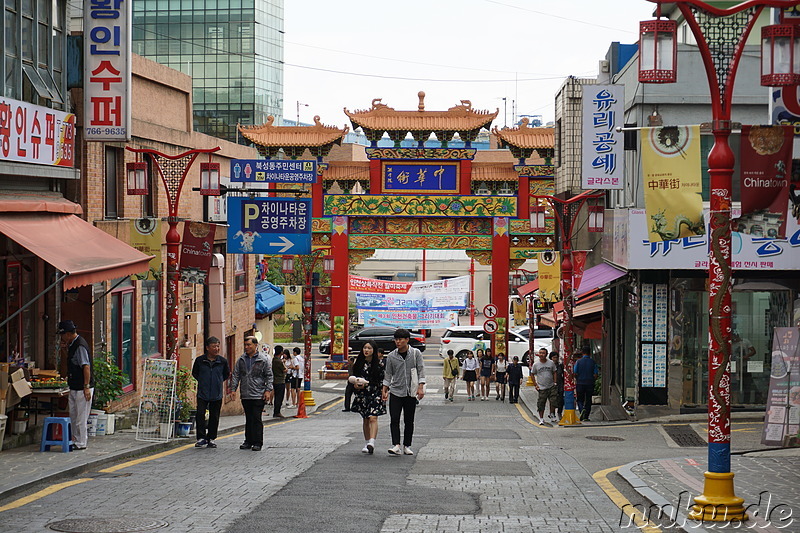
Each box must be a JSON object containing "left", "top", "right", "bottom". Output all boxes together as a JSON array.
[
  {"left": 125, "top": 146, "right": 220, "bottom": 361},
  {"left": 530, "top": 190, "right": 603, "bottom": 426},
  {"left": 639, "top": 0, "right": 800, "bottom": 521},
  {"left": 296, "top": 101, "right": 309, "bottom": 125}
]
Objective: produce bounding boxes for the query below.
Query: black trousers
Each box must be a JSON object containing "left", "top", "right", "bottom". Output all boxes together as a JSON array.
[
  {"left": 272, "top": 384, "right": 286, "bottom": 416},
  {"left": 241, "top": 399, "right": 265, "bottom": 446},
  {"left": 508, "top": 383, "right": 520, "bottom": 403},
  {"left": 576, "top": 384, "right": 593, "bottom": 418},
  {"left": 344, "top": 382, "right": 354, "bottom": 410},
  {"left": 389, "top": 394, "right": 417, "bottom": 447},
  {"left": 195, "top": 398, "right": 222, "bottom": 440}
]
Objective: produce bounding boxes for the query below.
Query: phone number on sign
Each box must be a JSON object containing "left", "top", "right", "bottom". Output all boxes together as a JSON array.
[{"left": 85, "top": 127, "right": 127, "bottom": 137}]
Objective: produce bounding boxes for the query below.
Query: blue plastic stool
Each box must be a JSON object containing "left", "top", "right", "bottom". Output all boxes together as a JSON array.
[{"left": 40, "top": 417, "right": 73, "bottom": 452}]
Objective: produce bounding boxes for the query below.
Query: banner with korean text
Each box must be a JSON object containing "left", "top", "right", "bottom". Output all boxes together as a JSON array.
[
  {"left": 641, "top": 126, "right": 704, "bottom": 242},
  {"left": 178, "top": 222, "right": 216, "bottom": 284},
  {"left": 84, "top": 0, "right": 132, "bottom": 141},
  {"left": 537, "top": 251, "right": 561, "bottom": 302},
  {"left": 130, "top": 218, "right": 162, "bottom": 281},
  {"left": 582, "top": 85, "right": 623, "bottom": 190},
  {"left": 735, "top": 125, "right": 794, "bottom": 239},
  {"left": 0, "top": 97, "right": 75, "bottom": 166},
  {"left": 351, "top": 275, "right": 468, "bottom": 328}
]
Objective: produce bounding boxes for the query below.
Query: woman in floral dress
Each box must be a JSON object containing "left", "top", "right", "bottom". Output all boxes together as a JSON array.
[{"left": 349, "top": 340, "right": 386, "bottom": 454}]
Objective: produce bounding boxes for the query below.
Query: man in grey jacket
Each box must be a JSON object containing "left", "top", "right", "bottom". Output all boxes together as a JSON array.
[
  {"left": 230, "top": 336, "right": 273, "bottom": 451},
  {"left": 381, "top": 328, "right": 426, "bottom": 456}
]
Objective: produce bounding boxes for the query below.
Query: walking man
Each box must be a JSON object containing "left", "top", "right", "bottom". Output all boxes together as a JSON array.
[
  {"left": 549, "top": 352, "right": 565, "bottom": 421},
  {"left": 192, "top": 336, "right": 229, "bottom": 448},
  {"left": 442, "top": 349, "right": 460, "bottom": 402},
  {"left": 271, "top": 345, "right": 287, "bottom": 418},
  {"left": 58, "top": 320, "right": 93, "bottom": 451},
  {"left": 531, "top": 348, "right": 557, "bottom": 425},
  {"left": 230, "top": 336, "right": 273, "bottom": 451},
  {"left": 573, "top": 349, "right": 599, "bottom": 421},
  {"left": 381, "top": 328, "right": 426, "bottom": 456},
  {"left": 506, "top": 356, "right": 523, "bottom": 404}
]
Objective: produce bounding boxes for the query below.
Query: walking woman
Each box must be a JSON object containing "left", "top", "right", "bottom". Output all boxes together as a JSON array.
[
  {"left": 494, "top": 353, "right": 508, "bottom": 402},
  {"left": 478, "top": 349, "right": 494, "bottom": 401},
  {"left": 462, "top": 350, "right": 479, "bottom": 400},
  {"left": 349, "top": 341, "right": 386, "bottom": 454}
]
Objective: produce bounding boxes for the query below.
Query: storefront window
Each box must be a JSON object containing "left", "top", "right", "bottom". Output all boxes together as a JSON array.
[
  {"left": 234, "top": 253, "right": 246, "bottom": 294},
  {"left": 111, "top": 288, "right": 134, "bottom": 392},
  {"left": 681, "top": 288, "right": 789, "bottom": 406},
  {"left": 141, "top": 280, "right": 160, "bottom": 357}
]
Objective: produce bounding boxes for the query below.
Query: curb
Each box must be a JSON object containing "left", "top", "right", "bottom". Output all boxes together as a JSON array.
[{"left": 617, "top": 459, "right": 710, "bottom": 533}]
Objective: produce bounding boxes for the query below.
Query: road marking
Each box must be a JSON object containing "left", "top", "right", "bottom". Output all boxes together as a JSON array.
[
  {"left": 592, "top": 466, "right": 662, "bottom": 533},
  {"left": 513, "top": 402, "right": 550, "bottom": 429},
  {"left": 319, "top": 398, "right": 344, "bottom": 411},
  {"left": 0, "top": 478, "right": 93, "bottom": 513},
  {"left": 321, "top": 383, "right": 338, "bottom": 389}
]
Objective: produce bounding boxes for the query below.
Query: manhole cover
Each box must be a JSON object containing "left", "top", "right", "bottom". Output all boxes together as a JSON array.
[
  {"left": 47, "top": 518, "right": 168, "bottom": 532},
  {"left": 586, "top": 435, "right": 625, "bottom": 442},
  {"left": 663, "top": 424, "right": 707, "bottom": 447}
]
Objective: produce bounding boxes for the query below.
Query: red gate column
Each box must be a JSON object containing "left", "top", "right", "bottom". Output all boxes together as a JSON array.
[
  {"left": 326, "top": 215, "right": 349, "bottom": 377},
  {"left": 491, "top": 217, "right": 510, "bottom": 358}
]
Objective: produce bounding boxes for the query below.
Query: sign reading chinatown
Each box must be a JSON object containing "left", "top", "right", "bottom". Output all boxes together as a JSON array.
[
  {"left": 0, "top": 97, "right": 75, "bottom": 166},
  {"left": 178, "top": 222, "right": 216, "bottom": 284},
  {"left": 83, "top": 0, "right": 132, "bottom": 141},
  {"left": 581, "top": 85, "right": 623, "bottom": 190}
]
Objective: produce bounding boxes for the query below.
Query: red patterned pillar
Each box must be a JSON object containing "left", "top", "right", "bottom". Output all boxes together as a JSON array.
[
  {"left": 369, "top": 159, "right": 381, "bottom": 194},
  {"left": 460, "top": 160, "right": 472, "bottom": 195},
  {"left": 327, "top": 216, "right": 349, "bottom": 375},
  {"left": 490, "top": 218, "right": 510, "bottom": 358}
]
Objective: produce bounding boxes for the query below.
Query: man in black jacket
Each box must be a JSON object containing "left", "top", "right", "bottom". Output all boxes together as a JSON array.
[
  {"left": 58, "top": 320, "right": 93, "bottom": 451},
  {"left": 192, "top": 336, "right": 229, "bottom": 448}
]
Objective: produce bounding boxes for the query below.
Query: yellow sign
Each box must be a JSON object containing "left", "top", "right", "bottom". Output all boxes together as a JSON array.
[
  {"left": 130, "top": 218, "right": 162, "bottom": 281},
  {"left": 641, "top": 126, "right": 705, "bottom": 242},
  {"left": 284, "top": 285, "right": 303, "bottom": 320},
  {"left": 537, "top": 251, "right": 561, "bottom": 302}
]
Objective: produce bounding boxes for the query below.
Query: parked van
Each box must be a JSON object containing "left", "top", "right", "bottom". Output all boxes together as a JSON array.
[{"left": 438, "top": 325, "right": 554, "bottom": 365}]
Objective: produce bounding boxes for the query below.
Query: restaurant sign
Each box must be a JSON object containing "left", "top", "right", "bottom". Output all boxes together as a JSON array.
[{"left": 0, "top": 97, "right": 75, "bottom": 167}]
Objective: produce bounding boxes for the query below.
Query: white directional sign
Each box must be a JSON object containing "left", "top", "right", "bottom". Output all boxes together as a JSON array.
[
  {"left": 483, "top": 304, "right": 498, "bottom": 318},
  {"left": 483, "top": 319, "right": 498, "bottom": 335}
]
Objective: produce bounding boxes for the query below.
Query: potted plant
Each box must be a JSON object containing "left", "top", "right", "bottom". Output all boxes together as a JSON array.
[
  {"left": 91, "top": 351, "right": 127, "bottom": 435},
  {"left": 173, "top": 366, "right": 195, "bottom": 437}
]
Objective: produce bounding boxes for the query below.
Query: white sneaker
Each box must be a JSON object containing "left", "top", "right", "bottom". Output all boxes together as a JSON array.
[
  {"left": 403, "top": 446, "right": 414, "bottom": 455},
  {"left": 367, "top": 440, "right": 374, "bottom": 454},
  {"left": 539, "top": 418, "right": 545, "bottom": 425},
  {"left": 361, "top": 444, "right": 370, "bottom": 453},
  {"left": 388, "top": 444, "right": 402, "bottom": 455}
]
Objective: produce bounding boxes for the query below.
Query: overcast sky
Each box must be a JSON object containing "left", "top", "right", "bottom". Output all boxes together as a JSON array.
[{"left": 281, "top": 0, "right": 654, "bottom": 129}]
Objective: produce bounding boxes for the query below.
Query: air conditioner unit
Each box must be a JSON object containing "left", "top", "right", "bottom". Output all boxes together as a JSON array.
[{"left": 599, "top": 60, "right": 610, "bottom": 73}]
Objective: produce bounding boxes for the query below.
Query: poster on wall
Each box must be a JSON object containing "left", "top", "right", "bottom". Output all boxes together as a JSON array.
[
  {"left": 641, "top": 125, "right": 705, "bottom": 242},
  {"left": 642, "top": 343, "right": 655, "bottom": 387},
  {"left": 641, "top": 284, "right": 654, "bottom": 342},
  {"left": 654, "top": 284, "right": 668, "bottom": 343},
  {"left": 761, "top": 327, "right": 800, "bottom": 447}
]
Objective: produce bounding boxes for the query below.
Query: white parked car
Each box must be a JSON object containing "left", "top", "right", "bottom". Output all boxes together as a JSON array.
[{"left": 438, "top": 325, "right": 555, "bottom": 366}]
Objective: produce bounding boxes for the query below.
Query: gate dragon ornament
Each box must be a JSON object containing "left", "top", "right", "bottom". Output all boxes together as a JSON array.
[{"left": 650, "top": 210, "right": 706, "bottom": 240}]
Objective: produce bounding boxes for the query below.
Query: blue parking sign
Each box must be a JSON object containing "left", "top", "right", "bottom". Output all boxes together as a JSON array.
[{"left": 227, "top": 197, "right": 312, "bottom": 255}]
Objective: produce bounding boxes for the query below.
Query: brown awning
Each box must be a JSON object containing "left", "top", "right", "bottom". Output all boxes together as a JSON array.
[{"left": 0, "top": 213, "right": 153, "bottom": 289}]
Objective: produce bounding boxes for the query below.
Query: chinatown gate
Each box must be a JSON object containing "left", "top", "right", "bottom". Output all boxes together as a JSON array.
[{"left": 239, "top": 92, "right": 555, "bottom": 377}]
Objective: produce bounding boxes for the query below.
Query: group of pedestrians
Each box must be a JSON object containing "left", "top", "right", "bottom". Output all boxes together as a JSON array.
[{"left": 444, "top": 349, "right": 524, "bottom": 403}]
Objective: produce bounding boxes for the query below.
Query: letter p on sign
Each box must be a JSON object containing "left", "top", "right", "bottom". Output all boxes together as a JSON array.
[{"left": 243, "top": 203, "right": 259, "bottom": 229}]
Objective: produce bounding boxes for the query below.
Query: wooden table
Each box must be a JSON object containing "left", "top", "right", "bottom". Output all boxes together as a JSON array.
[{"left": 27, "top": 388, "right": 69, "bottom": 424}]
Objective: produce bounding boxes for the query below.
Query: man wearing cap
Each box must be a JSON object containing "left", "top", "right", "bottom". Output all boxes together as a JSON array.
[
  {"left": 381, "top": 328, "right": 426, "bottom": 456},
  {"left": 58, "top": 320, "right": 93, "bottom": 451}
]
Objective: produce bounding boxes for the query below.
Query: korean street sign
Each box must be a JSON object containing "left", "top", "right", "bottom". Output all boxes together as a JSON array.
[
  {"left": 581, "top": 85, "right": 623, "bottom": 190},
  {"left": 227, "top": 197, "right": 311, "bottom": 255},
  {"left": 230, "top": 159, "right": 317, "bottom": 184},
  {"left": 83, "top": 0, "right": 132, "bottom": 141}
]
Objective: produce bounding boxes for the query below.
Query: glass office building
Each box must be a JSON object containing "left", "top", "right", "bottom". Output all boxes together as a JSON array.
[{"left": 132, "top": 0, "right": 283, "bottom": 143}]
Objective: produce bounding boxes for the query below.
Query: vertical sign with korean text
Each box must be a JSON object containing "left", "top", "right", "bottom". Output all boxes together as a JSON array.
[
  {"left": 0, "top": 98, "right": 75, "bottom": 166},
  {"left": 761, "top": 328, "right": 800, "bottom": 447},
  {"left": 84, "top": 0, "right": 132, "bottom": 141},
  {"left": 582, "top": 85, "right": 623, "bottom": 190}
]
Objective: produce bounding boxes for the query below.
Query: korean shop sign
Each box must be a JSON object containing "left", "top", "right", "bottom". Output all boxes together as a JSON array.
[
  {"left": 83, "top": 0, "right": 131, "bottom": 141},
  {"left": 0, "top": 97, "right": 75, "bottom": 167},
  {"left": 582, "top": 84, "right": 624, "bottom": 190}
]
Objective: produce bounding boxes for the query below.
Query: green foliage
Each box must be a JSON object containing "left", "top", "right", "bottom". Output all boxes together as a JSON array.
[
  {"left": 174, "top": 366, "right": 195, "bottom": 421},
  {"left": 92, "top": 351, "right": 128, "bottom": 411}
]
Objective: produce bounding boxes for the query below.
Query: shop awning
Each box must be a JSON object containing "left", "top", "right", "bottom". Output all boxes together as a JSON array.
[
  {"left": 255, "top": 280, "right": 284, "bottom": 317},
  {"left": 575, "top": 262, "right": 627, "bottom": 298},
  {"left": 517, "top": 280, "right": 539, "bottom": 298},
  {"left": 0, "top": 212, "right": 153, "bottom": 290},
  {"left": 542, "top": 297, "right": 605, "bottom": 328}
]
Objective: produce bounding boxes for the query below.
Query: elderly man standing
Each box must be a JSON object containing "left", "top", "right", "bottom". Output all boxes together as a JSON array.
[
  {"left": 192, "top": 336, "right": 229, "bottom": 448},
  {"left": 230, "top": 336, "right": 273, "bottom": 451},
  {"left": 58, "top": 320, "right": 93, "bottom": 451}
]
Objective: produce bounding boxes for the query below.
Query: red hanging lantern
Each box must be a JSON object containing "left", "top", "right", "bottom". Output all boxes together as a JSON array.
[
  {"left": 281, "top": 255, "right": 294, "bottom": 274},
  {"left": 588, "top": 203, "right": 605, "bottom": 233},
  {"left": 323, "top": 255, "right": 335, "bottom": 273},
  {"left": 638, "top": 19, "right": 678, "bottom": 83},
  {"left": 126, "top": 161, "right": 148, "bottom": 195},
  {"left": 530, "top": 204, "right": 546, "bottom": 233},
  {"left": 761, "top": 21, "right": 800, "bottom": 86},
  {"left": 199, "top": 162, "right": 221, "bottom": 195}
]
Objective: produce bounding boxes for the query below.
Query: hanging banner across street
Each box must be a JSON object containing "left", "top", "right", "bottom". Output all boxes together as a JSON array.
[
  {"left": 641, "top": 125, "right": 705, "bottom": 242},
  {"left": 735, "top": 125, "right": 794, "bottom": 239},
  {"left": 537, "top": 251, "right": 561, "bottom": 302},
  {"left": 582, "top": 85, "right": 624, "bottom": 190}
]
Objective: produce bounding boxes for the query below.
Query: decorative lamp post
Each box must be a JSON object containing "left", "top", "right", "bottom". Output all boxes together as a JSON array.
[
  {"left": 638, "top": 16, "right": 678, "bottom": 83},
  {"left": 588, "top": 202, "right": 605, "bottom": 233},
  {"left": 199, "top": 161, "right": 221, "bottom": 196},
  {"left": 530, "top": 190, "right": 603, "bottom": 425},
  {"left": 530, "top": 204, "right": 547, "bottom": 233},
  {"left": 125, "top": 146, "right": 220, "bottom": 361},
  {"left": 126, "top": 161, "right": 148, "bottom": 195},
  {"left": 638, "top": 0, "right": 800, "bottom": 522},
  {"left": 282, "top": 255, "right": 294, "bottom": 274},
  {"left": 323, "top": 255, "right": 335, "bottom": 274},
  {"left": 761, "top": 14, "right": 800, "bottom": 85}
]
